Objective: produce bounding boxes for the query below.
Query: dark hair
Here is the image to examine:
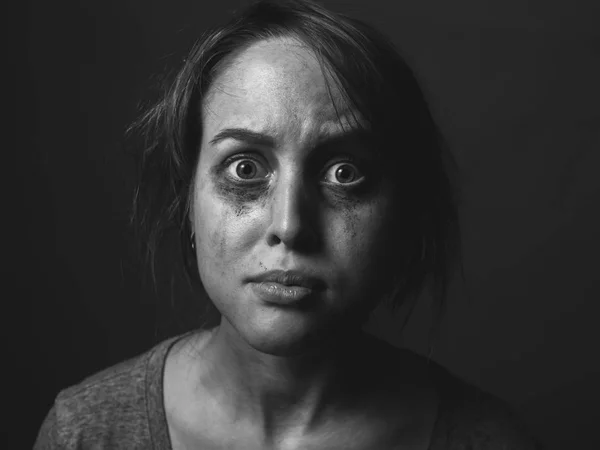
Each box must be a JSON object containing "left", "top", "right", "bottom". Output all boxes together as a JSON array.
[{"left": 128, "top": 0, "right": 463, "bottom": 342}]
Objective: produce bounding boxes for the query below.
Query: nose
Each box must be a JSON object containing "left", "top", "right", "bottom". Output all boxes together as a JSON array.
[{"left": 266, "top": 171, "right": 319, "bottom": 250}]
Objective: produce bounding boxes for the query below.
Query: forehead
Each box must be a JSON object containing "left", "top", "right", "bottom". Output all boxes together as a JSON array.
[{"left": 201, "top": 38, "right": 364, "bottom": 142}]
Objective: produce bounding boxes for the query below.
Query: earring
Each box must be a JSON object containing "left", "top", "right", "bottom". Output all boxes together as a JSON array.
[{"left": 190, "top": 232, "right": 196, "bottom": 251}]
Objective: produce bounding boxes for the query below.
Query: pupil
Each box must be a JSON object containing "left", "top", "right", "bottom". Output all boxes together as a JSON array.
[
  {"left": 336, "top": 165, "right": 354, "bottom": 183},
  {"left": 237, "top": 161, "right": 256, "bottom": 179}
]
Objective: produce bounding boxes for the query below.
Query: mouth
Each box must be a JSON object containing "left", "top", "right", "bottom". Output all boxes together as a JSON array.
[{"left": 247, "top": 270, "right": 325, "bottom": 306}]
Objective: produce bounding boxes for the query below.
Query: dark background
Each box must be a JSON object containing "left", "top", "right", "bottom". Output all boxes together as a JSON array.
[{"left": 9, "top": 0, "right": 599, "bottom": 448}]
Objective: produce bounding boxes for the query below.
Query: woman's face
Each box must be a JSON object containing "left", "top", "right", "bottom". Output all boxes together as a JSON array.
[{"left": 191, "top": 37, "right": 402, "bottom": 356}]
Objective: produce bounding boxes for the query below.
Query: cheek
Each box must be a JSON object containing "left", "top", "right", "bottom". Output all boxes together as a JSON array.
[
  {"left": 193, "top": 205, "right": 228, "bottom": 287},
  {"left": 192, "top": 178, "right": 233, "bottom": 279},
  {"left": 192, "top": 181, "right": 263, "bottom": 286},
  {"left": 339, "top": 202, "right": 391, "bottom": 253},
  {"left": 329, "top": 200, "right": 399, "bottom": 288}
]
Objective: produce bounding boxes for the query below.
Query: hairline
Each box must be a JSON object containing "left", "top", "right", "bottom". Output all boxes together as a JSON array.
[{"left": 186, "top": 32, "right": 371, "bottom": 219}]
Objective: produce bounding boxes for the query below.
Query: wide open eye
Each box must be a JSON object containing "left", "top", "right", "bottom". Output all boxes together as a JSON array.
[
  {"left": 226, "top": 157, "right": 269, "bottom": 181},
  {"left": 323, "top": 162, "right": 365, "bottom": 185}
]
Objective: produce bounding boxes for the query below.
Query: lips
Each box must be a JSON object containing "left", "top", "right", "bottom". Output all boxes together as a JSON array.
[
  {"left": 249, "top": 270, "right": 325, "bottom": 290},
  {"left": 248, "top": 270, "right": 325, "bottom": 306}
]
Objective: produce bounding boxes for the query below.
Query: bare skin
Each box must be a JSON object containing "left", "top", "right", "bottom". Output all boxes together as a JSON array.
[
  {"left": 164, "top": 37, "right": 439, "bottom": 449},
  {"left": 164, "top": 329, "right": 439, "bottom": 450}
]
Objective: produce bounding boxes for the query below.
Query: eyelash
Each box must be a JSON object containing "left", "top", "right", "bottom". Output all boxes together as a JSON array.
[{"left": 221, "top": 153, "right": 366, "bottom": 186}]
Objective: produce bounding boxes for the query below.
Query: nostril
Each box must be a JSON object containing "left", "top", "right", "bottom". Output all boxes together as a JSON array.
[{"left": 267, "top": 234, "right": 282, "bottom": 246}]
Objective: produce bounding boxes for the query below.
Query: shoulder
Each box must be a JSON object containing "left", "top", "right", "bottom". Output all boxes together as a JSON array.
[
  {"left": 34, "top": 336, "right": 178, "bottom": 449},
  {"left": 351, "top": 335, "right": 541, "bottom": 449},
  {"left": 428, "top": 363, "right": 541, "bottom": 450}
]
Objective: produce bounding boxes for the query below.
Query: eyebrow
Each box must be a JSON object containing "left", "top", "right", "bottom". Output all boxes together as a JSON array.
[
  {"left": 208, "top": 127, "right": 373, "bottom": 149},
  {"left": 209, "top": 128, "right": 276, "bottom": 147}
]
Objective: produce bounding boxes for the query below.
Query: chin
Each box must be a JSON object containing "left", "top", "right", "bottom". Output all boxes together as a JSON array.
[{"left": 241, "top": 314, "right": 335, "bottom": 357}]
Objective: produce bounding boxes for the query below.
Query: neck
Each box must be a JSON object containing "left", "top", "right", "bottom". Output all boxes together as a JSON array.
[{"left": 196, "top": 320, "right": 376, "bottom": 442}]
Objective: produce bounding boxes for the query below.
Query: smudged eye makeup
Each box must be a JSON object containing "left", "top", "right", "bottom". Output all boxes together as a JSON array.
[
  {"left": 225, "top": 155, "right": 270, "bottom": 182},
  {"left": 321, "top": 156, "right": 365, "bottom": 186},
  {"left": 220, "top": 152, "right": 366, "bottom": 187}
]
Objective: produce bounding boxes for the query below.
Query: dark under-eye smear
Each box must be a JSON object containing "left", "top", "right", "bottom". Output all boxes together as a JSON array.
[
  {"left": 210, "top": 163, "right": 270, "bottom": 216},
  {"left": 209, "top": 153, "right": 386, "bottom": 216},
  {"left": 320, "top": 159, "right": 386, "bottom": 211}
]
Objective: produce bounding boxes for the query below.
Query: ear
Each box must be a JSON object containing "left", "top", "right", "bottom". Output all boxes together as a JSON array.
[
  {"left": 188, "top": 214, "right": 195, "bottom": 240},
  {"left": 187, "top": 180, "right": 197, "bottom": 235},
  {"left": 188, "top": 205, "right": 195, "bottom": 234}
]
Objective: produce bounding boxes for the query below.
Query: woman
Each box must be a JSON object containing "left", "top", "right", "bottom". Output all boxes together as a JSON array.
[{"left": 35, "top": 0, "right": 540, "bottom": 448}]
